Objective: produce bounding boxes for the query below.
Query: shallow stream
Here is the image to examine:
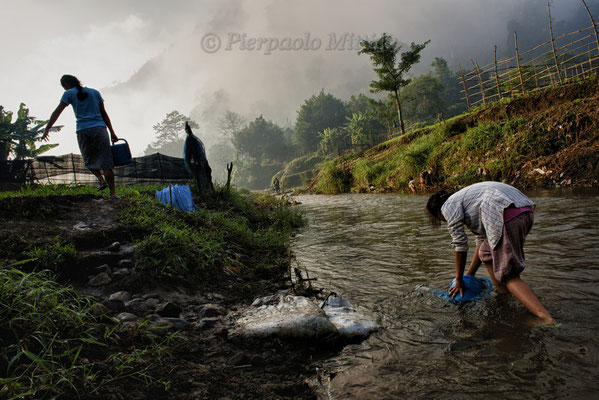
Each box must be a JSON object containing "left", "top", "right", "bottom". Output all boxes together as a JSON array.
[{"left": 292, "top": 190, "right": 599, "bottom": 399}]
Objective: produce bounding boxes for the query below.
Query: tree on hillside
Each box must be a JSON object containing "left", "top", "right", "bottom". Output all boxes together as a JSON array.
[
  {"left": 218, "top": 110, "right": 245, "bottom": 144},
  {"left": 430, "top": 57, "right": 467, "bottom": 117},
  {"left": 295, "top": 90, "right": 347, "bottom": 153},
  {"left": 402, "top": 74, "right": 445, "bottom": 123},
  {"left": 359, "top": 34, "right": 429, "bottom": 135},
  {"left": 233, "top": 115, "right": 293, "bottom": 164},
  {"left": 345, "top": 94, "right": 387, "bottom": 134},
  {"left": 144, "top": 111, "right": 199, "bottom": 157},
  {"left": 0, "top": 104, "right": 60, "bottom": 161},
  {"left": 232, "top": 115, "right": 294, "bottom": 189}
]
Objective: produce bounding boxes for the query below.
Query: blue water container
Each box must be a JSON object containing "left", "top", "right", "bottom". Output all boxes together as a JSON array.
[
  {"left": 111, "top": 139, "right": 133, "bottom": 166},
  {"left": 448, "top": 275, "right": 493, "bottom": 302}
]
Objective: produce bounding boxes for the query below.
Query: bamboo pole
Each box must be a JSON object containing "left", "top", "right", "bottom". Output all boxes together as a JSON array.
[
  {"left": 547, "top": 65, "right": 555, "bottom": 85},
  {"left": 472, "top": 59, "right": 487, "bottom": 106},
  {"left": 71, "top": 153, "right": 77, "bottom": 183},
  {"left": 581, "top": 0, "right": 599, "bottom": 51},
  {"left": 548, "top": 1, "right": 564, "bottom": 84},
  {"left": 44, "top": 161, "right": 50, "bottom": 183},
  {"left": 514, "top": 32, "right": 526, "bottom": 95},
  {"left": 493, "top": 46, "right": 502, "bottom": 99},
  {"left": 459, "top": 64, "right": 471, "bottom": 110},
  {"left": 158, "top": 153, "right": 164, "bottom": 183}
]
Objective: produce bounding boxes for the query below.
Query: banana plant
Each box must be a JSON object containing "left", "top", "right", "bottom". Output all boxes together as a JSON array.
[{"left": 0, "top": 103, "right": 62, "bottom": 161}]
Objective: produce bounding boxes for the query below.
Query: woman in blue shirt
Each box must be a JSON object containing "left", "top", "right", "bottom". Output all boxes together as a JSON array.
[{"left": 42, "top": 75, "right": 119, "bottom": 197}]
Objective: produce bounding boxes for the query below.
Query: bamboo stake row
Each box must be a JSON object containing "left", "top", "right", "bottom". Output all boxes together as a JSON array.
[{"left": 457, "top": 0, "right": 599, "bottom": 109}]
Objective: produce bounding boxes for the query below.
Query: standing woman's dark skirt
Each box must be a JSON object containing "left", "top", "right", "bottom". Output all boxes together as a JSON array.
[{"left": 76, "top": 126, "right": 114, "bottom": 170}]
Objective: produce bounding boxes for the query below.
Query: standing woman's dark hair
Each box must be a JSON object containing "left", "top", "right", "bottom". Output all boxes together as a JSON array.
[
  {"left": 426, "top": 190, "right": 452, "bottom": 224},
  {"left": 60, "top": 75, "right": 88, "bottom": 101}
]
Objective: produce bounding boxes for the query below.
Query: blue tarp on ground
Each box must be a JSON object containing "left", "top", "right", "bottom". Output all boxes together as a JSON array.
[{"left": 156, "top": 184, "right": 197, "bottom": 212}]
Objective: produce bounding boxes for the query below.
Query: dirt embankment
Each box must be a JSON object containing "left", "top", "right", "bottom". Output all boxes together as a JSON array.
[{"left": 0, "top": 194, "right": 334, "bottom": 400}]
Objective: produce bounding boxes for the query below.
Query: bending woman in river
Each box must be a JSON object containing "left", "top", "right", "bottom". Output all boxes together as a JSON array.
[
  {"left": 42, "top": 75, "right": 119, "bottom": 198},
  {"left": 426, "top": 181, "right": 555, "bottom": 324}
]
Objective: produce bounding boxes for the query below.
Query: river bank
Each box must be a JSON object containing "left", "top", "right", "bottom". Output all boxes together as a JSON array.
[
  {"left": 0, "top": 185, "right": 332, "bottom": 399},
  {"left": 307, "top": 79, "right": 599, "bottom": 194}
]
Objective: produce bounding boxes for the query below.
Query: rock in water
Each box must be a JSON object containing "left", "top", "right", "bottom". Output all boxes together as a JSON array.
[
  {"left": 235, "top": 294, "right": 337, "bottom": 340},
  {"left": 322, "top": 296, "right": 380, "bottom": 339}
]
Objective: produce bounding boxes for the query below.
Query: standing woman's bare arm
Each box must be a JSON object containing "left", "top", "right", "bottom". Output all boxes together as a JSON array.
[
  {"left": 99, "top": 102, "right": 118, "bottom": 143},
  {"left": 42, "top": 102, "right": 67, "bottom": 141}
]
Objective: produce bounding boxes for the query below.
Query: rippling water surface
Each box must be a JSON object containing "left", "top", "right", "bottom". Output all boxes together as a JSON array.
[{"left": 292, "top": 190, "right": 599, "bottom": 399}]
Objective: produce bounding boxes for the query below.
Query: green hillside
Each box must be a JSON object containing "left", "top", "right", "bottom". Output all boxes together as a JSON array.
[{"left": 308, "top": 79, "right": 599, "bottom": 194}]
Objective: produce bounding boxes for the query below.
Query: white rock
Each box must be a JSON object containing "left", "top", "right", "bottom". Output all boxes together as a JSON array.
[
  {"left": 322, "top": 296, "right": 379, "bottom": 338},
  {"left": 236, "top": 294, "right": 337, "bottom": 340}
]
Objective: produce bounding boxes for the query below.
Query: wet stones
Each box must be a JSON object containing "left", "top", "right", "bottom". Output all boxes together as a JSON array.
[
  {"left": 115, "top": 312, "right": 138, "bottom": 323},
  {"left": 109, "top": 291, "right": 131, "bottom": 302},
  {"left": 95, "top": 264, "right": 112, "bottom": 275},
  {"left": 198, "top": 304, "right": 226, "bottom": 318},
  {"left": 102, "top": 299, "right": 126, "bottom": 313},
  {"left": 88, "top": 272, "right": 112, "bottom": 287},
  {"left": 116, "top": 259, "right": 133, "bottom": 269},
  {"left": 155, "top": 302, "right": 183, "bottom": 318},
  {"left": 158, "top": 318, "right": 189, "bottom": 329},
  {"left": 107, "top": 242, "right": 121, "bottom": 252}
]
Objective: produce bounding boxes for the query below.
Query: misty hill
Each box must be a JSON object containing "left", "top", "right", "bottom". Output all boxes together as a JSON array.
[{"left": 307, "top": 79, "right": 599, "bottom": 193}]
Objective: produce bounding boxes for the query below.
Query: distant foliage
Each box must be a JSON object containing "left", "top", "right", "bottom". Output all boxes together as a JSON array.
[
  {"left": 232, "top": 115, "right": 295, "bottom": 189},
  {"left": 144, "top": 111, "right": 199, "bottom": 157},
  {"left": 402, "top": 74, "right": 445, "bottom": 123}
]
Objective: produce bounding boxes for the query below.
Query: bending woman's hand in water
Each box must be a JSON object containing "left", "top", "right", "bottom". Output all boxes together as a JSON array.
[{"left": 449, "top": 276, "right": 465, "bottom": 299}]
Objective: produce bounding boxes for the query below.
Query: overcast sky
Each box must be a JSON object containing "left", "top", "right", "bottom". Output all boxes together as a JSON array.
[{"left": 1, "top": 0, "right": 595, "bottom": 156}]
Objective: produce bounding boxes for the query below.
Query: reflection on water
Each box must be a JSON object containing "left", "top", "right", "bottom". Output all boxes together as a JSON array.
[{"left": 292, "top": 190, "right": 599, "bottom": 399}]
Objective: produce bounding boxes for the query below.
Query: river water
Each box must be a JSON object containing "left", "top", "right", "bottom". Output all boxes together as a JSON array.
[{"left": 292, "top": 190, "right": 599, "bottom": 399}]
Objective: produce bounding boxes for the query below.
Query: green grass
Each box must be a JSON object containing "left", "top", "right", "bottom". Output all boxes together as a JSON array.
[
  {"left": 116, "top": 186, "right": 305, "bottom": 282},
  {"left": 310, "top": 96, "right": 581, "bottom": 192},
  {"left": 0, "top": 183, "right": 163, "bottom": 199},
  {"left": 26, "top": 239, "right": 78, "bottom": 273},
  {"left": 0, "top": 182, "right": 306, "bottom": 397},
  {"left": 313, "top": 159, "right": 353, "bottom": 194},
  {"left": 0, "top": 268, "right": 171, "bottom": 399}
]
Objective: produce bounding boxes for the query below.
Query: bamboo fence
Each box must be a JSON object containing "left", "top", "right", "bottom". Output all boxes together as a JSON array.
[{"left": 458, "top": 0, "right": 599, "bottom": 109}]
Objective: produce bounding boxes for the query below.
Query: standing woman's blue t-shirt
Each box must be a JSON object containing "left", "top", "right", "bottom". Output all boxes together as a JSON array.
[{"left": 60, "top": 87, "right": 106, "bottom": 131}]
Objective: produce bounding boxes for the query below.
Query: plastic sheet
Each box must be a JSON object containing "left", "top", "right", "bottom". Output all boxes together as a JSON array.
[{"left": 156, "top": 184, "right": 196, "bottom": 212}]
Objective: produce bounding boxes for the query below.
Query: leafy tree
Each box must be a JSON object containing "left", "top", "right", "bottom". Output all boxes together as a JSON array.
[
  {"left": 0, "top": 103, "right": 60, "bottom": 161},
  {"left": 402, "top": 74, "right": 445, "bottom": 123},
  {"left": 318, "top": 127, "right": 348, "bottom": 155},
  {"left": 345, "top": 94, "right": 387, "bottom": 134},
  {"left": 217, "top": 111, "right": 245, "bottom": 144},
  {"left": 359, "top": 34, "right": 429, "bottom": 135},
  {"left": 345, "top": 111, "right": 378, "bottom": 146},
  {"left": 144, "top": 111, "right": 199, "bottom": 156},
  {"left": 430, "top": 57, "right": 467, "bottom": 117},
  {"left": 232, "top": 116, "right": 295, "bottom": 189},
  {"left": 233, "top": 115, "right": 292, "bottom": 164},
  {"left": 295, "top": 90, "right": 347, "bottom": 152}
]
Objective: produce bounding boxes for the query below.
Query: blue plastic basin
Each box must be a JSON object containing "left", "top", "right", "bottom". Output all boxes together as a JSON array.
[{"left": 448, "top": 275, "right": 493, "bottom": 302}]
